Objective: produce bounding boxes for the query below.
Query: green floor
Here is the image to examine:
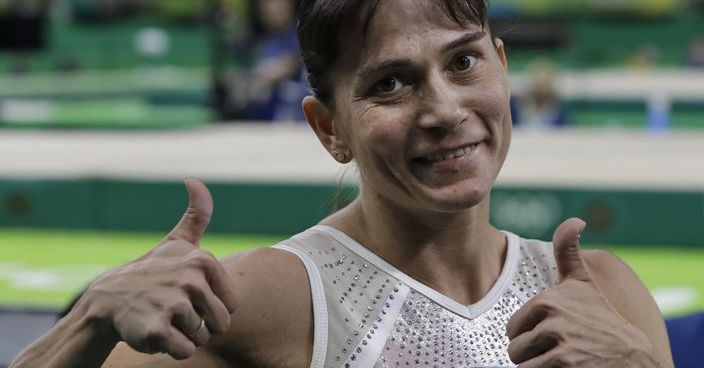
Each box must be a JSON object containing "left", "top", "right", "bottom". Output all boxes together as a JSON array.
[{"left": 0, "top": 228, "right": 702, "bottom": 317}]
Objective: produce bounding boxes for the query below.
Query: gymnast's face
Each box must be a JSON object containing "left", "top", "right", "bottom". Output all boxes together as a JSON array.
[{"left": 315, "top": 0, "right": 512, "bottom": 213}]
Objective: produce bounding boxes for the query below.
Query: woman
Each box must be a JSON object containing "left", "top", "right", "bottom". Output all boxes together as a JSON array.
[{"left": 12, "top": 1, "right": 673, "bottom": 367}]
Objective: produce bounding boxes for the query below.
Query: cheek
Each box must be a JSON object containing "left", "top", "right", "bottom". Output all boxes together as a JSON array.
[
  {"left": 481, "top": 80, "right": 513, "bottom": 166},
  {"left": 354, "top": 108, "right": 410, "bottom": 170},
  {"left": 359, "top": 123, "right": 401, "bottom": 162},
  {"left": 474, "top": 78, "right": 511, "bottom": 138},
  {"left": 479, "top": 78, "right": 510, "bottom": 119}
]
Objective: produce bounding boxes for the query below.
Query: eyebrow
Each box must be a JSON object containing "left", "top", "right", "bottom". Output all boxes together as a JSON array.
[
  {"left": 441, "top": 31, "right": 487, "bottom": 53},
  {"left": 355, "top": 31, "right": 487, "bottom": 80},
  {"left": 356, "top": 59, "right": 414, "bottom": 81}
]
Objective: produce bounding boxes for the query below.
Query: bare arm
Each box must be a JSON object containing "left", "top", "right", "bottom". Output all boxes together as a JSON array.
[
  {"left": 11, "top": 298, "right": 119, "bottom": 368},
  {"left": 585, "top": 249, "right": 674, "bottom": 368},
  {"left": 100, "top": 343, "right": 230, "bottom": 368}
]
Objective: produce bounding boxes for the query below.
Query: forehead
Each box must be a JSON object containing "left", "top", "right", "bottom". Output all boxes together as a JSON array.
[
  {"left": 336, "top": 0, "right": 484, "bottom": 74},
  {"left": 365, "top": 0, "right": 464, "bottom": 37}
]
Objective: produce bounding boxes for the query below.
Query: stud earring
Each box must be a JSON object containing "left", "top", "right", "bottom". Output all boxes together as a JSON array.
[{"left": 332, "top": 150, "right": 349, "bottom": 163}]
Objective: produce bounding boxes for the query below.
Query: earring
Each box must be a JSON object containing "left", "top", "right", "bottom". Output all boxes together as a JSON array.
[{"left": 332, "top": 150, "right": 349, "bottom": 162}]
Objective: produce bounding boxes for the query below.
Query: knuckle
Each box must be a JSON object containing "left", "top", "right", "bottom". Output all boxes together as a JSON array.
[
  {"left": 537, "top": 326, "right": 564, "bottom": 344},
  {"left": 534, "top": 293, "right": 560, "bottom": 314},
  {"left": 537, "top": 316, "right": 570, "bottom": 341},
  {"left": 185, "top": 207, "right": 211, "bottom": 228},
  {"left": 548, "top": 346, "right": 577, "bottom": 367},
  {"left": 179, "top": 276, "right": 206, "bottom": 295},
  {"left": 534, "top": 291, "right": 554, "bottom": 305},
  {"left": 187, "top": 251, "right": 217, "bottom": 270},
  {"left": 168, "top": 301, "right": 192, "bottom": 317}
]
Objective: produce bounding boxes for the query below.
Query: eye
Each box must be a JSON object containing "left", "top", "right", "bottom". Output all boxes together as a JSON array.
[
  {"left": 450, "top": 54, "right": 478, "bottom": 72},
  {"left": 374, "top": 76, "right": 403, "bottom": 94}
]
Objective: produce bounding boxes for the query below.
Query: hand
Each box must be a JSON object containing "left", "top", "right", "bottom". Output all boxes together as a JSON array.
[
  {"left": 506, "top": 218, "right": 656, "bottom": 367},
  {"left": 83, "top": 178, "right": 238, "bottom": 360}
]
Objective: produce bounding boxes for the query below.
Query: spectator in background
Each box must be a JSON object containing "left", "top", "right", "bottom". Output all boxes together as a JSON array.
[
  {"left": 513, "top": 58, "right": 568, "bottom": 130},
  {"left": 686, "top": 36, "right": 704, "bottom": 69},
  {"left": 0, "top": 0, "right": 49, "bottom": 74},
  {"left": 243, "top": 0, "right": 307, "bottom": 122},
  {"left": 627, "top": 44, "right": 661, "bottom": 70}
]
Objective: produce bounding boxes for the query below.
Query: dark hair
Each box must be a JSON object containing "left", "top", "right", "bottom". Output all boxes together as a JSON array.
[{"left": 297, "top": 0, "right": 488, "bottom": 105}]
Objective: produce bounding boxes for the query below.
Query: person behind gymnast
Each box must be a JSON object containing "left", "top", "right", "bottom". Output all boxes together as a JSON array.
[{"left": 12, "top": 1, "right": 673, "bottom": 367}]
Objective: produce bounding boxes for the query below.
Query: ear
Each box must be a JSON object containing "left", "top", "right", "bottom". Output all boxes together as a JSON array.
[
  {"left": 494, "top": 38, "right": 508, "bottom": 72},
  {"left": 302, "top": 96, "right": 353, "bottom": 163}
]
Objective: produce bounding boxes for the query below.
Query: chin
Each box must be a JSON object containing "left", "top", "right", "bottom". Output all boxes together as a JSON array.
[{"left": 419, "top": 184, "right": 491, "bottom": 213}]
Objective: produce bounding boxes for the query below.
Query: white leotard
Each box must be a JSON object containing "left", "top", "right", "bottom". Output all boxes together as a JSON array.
[{"left": 274, "top": 225, "right": 559, "bottom": 368}]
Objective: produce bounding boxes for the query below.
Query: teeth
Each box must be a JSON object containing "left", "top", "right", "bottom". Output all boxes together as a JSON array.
[{"left": 426, "top": 144, "right": 476, "bottom": 163}]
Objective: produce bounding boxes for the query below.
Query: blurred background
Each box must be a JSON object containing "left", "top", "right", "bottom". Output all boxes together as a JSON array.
[{"left": 0, "top": 0, "right": 703, "bottom": 366}]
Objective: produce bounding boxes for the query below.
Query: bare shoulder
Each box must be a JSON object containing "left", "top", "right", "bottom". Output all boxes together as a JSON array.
[
  {"left": 582, "top": 249, "right": 673, "bottom": 367},
  {"left": 582, "top": 249, "right": 653, "bottom": 310},
  {"left": 212, "top": 247, "right": 314, "bottom": 366}
]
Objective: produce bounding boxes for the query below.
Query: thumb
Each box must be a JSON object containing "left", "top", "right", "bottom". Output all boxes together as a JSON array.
[
  {"left": 164, "top": 178, "right": 214, "bottom": 246},
  {"left": 552, "top": 217, "right": 590, "bottom": 283}
]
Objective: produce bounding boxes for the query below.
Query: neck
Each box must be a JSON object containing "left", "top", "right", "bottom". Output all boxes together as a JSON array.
[{"left": 324, "top": 191, "right": 507, "bottom": 305}]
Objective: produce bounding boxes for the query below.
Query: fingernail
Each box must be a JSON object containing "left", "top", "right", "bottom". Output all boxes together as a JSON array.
[{"left": 577, "top": 220, "right": 587, "bottom": 237}]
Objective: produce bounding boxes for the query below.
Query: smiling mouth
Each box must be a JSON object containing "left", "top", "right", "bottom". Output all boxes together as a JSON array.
[{"left": 417, "top": 143, "right": 480, "bottom": 163}]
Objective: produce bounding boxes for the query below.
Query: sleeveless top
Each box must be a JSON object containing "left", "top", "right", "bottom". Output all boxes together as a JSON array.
[{"left": 273, "top": 225, "right": 559, "bottom": 368}]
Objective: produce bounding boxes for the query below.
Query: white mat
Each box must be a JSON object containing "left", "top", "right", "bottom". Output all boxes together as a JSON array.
[{"left": 0, "top": 124, "right": 702, "bottom": 190}]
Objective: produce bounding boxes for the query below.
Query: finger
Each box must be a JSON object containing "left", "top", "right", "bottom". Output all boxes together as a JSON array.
[
  {"left": 512, "top": 346, "right": 565, "bottom": 368},
  {"left": 139, "top": 322, "right": 196, "bottom": 360},
  {"left": 552, "top": 217, "right": 590, "bottom": 282},
  {"left": 193, "top": 319, "right": 211, "bottom": 347},
  {"left": 160, "top": 327, "right": 198, "bottom": 361},
  {"left": 507, "top": 320, "right": 559, "bottom": 364},
  {"left": 171, "top": 304, "right": 210, "bottom": 347},
  {"left": 505, "top": 293, "right": 551, "bottom": 340},
  {"left": 184, "top": 275, "right": 232, "bottom": 334},
  {"left": 164, "top": 178, "right": 214, "bottom": 246},
  {"left": 198, "top": 253, "right": 238, "bottom": 314}
]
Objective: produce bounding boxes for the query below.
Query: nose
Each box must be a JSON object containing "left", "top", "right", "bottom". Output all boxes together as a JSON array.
[{"left": 416, "top": 71, "right": 468, "bottom": 131}]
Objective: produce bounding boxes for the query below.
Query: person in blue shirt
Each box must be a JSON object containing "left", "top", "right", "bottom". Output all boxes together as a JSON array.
[{"left": 244, "top": 0, "right": 307, "bottom": 122}]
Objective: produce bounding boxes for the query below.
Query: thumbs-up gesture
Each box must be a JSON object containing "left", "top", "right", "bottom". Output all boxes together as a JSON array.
[
  {"left": 505, "top": 218, "right": 662, "bottom": 367},
  {"left": 82, "top": 179, "right": 238, "bottom": 360}
]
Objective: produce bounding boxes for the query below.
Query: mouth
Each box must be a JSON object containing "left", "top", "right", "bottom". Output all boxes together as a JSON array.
[{"left": 415, "top": 142, "right": 480, "bottom": 164}]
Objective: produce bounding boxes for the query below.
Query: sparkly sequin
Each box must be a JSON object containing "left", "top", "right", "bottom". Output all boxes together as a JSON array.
[
  {"left": 511, "top": 240, "right": 558, "bottom": 301},
  {"left": 374, "top": 290, "right": 522, "bottom": 367},
  {"left": 279, "top": 228, "right": 558, "bottom": 368}
]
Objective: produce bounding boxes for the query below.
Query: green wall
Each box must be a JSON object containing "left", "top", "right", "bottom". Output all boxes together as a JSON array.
[
  {"left": 491, "top": 186, "right": 704, "bottom": 246},
  {"left": 0, "top": 178, "right": 702, "bottom": 246},
  {"left": 0, "top": 179, "right": 341, "bottom": 235}
]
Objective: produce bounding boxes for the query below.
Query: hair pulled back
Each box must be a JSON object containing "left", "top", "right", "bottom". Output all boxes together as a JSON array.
[{"left": 297, "top": 0, "right": 488, "bottom": 105}]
